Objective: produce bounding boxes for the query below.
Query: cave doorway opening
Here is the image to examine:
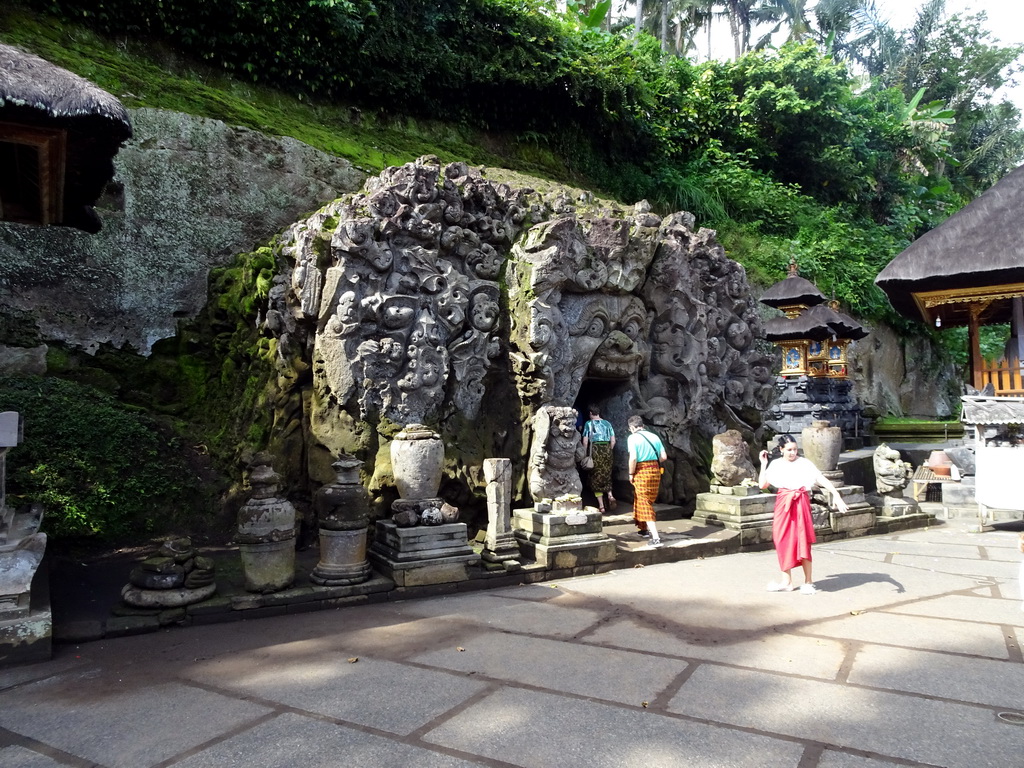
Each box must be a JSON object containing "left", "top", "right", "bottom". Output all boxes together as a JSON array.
[{"left": 573, "top": 379, "right": 634, "bottom": 507}]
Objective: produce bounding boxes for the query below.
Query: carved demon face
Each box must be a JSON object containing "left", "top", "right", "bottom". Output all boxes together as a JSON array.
[{"left": 549, "top": 294, "right": 649, "bottom": 403}]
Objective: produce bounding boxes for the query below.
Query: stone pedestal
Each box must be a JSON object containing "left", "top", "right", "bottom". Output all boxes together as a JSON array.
[
  {"left": 237, "top": 457, "right": 296, "bottom": 594},
  {"left": 877, "top": 492, "right": 921, "bottom": 518},
  {"left": 0, "top": 413, "right": 51, "bottom": 667},
  {"left": 311, "top": 528, "right": 371, "bottom": 585},
  {"left": 692, "top": 490, "right": 776, "bottom": 547},
  {"left": 311, "top": 455, "right": 372, "bottom": 586},
  {"left": 512, "top": 506, "right": 616, "bottom": 569},
  {"left": 827, "top": 486, "right": 876, "bottom": 536},
  {"left": 369, "top": 521, "right": 479, "bottom": 587},
  {"left": 941, "top": 476, "right": 976, "bottom": 506},
  {"left": 694, "top": 484, "right": 877, "bottom": 545}
]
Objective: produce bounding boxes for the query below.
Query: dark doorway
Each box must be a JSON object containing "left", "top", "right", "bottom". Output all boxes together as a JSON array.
[{"left": 573, "top": 379, "right": 635, "bottom": 506}]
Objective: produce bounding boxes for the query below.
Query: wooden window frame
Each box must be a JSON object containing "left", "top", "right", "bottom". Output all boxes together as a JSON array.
[{"left": 0, "top": 121, "right": 66, "bottom": 226}]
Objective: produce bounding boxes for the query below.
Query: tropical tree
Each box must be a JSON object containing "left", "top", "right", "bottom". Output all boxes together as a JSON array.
[
  {"left": 718, "top": 0, "right": 757, "bottom": 58},
  {"left": 812, "top": 0, "right": 892, "bottom": 68},
  {"left": 752, "top": 0, "right": 813, "bottom": 49},
  {"left": 631, "top": 0, "right": 713, "bottom": 56}
]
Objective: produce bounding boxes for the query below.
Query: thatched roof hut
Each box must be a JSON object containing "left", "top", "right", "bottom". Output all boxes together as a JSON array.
[
  {"left": 763, "top": 302, "right": 867, "bottom": 343},
  {"left": 875, "top": 164, "right": 1024, "bottom": 328},
  {"left": 0, "top": 42, "right": 132, "bottom": 233},
  {"left": 759, "top": 260, "right": 826, "bottom": 312}
]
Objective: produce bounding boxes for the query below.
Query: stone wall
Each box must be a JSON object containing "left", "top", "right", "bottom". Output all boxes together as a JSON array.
[
  {"left": 0, "top": 108, "right": 365, "bottom": 360},
  {"left": 847, "top": 323, "right": 959, "bottom": 419}
]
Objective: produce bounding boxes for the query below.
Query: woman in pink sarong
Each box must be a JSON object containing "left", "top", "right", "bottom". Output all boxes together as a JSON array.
[{"left": 758, "top": 434, "right": 848, "bottom": 595}]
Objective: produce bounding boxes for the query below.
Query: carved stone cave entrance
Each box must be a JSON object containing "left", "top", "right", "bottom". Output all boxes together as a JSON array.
[{"left": 573, "top": 378, "right": 636, "bottom": 507}]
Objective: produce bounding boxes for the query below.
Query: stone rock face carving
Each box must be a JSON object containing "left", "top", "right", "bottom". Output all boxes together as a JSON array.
[
  {"left": 873, "top": 443, "right": 912, "bottom": 495},
  {"left": 267, "top": 156, "right": 772, "bottom": 513},
  {"left": 528, "top": 405, "right": 585, "bottom": 502},
  {"left": 710, "top": 430, "right": 757, "bottom": 487},
  {"left": 306, "top": 159, "right": 520, "bottom": 426}
]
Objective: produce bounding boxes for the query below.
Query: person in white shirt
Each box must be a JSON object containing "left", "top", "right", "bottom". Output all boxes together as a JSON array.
[{"left": 758, "top": 434, "right": 847, "bottom": 594}]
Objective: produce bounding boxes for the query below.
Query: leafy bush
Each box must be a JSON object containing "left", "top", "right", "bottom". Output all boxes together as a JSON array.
[{"left": 0, "top": 377, "right": 210, "bottom": 542}]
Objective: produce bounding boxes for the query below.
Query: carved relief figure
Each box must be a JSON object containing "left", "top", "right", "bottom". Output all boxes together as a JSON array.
[
  {"left": 528, "top": 405, "right": 586, "bottom": 501},
  {"left": 304, "top": 159, "right": 526, "bottom": 428}
]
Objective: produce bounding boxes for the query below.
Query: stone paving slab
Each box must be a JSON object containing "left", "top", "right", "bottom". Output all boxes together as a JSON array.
[
  {"left": 847, "top": 644, "right": 1024, "bottom": 709},
  {"left": 668, "top": 664, "right": 1017, "bottom": 768},
  {"left": 2, "top": 518, "right": 1023, "bottom": 768},
  {"left": 388, "top": 592, "right": 603, "bottom": 638},
  {"left": 422, "top": 686, "right": 807, "bottom": 768},
  {"left": 887, "top": 552, "right": 1018, "bottom": 579},
  {"left": 0, "top": 675, "right": 271, "bottom": 768},
  {"left": 0, "top": 745, "right": 67, "bottom": 768},
  {"left": 486, "top": 583, "right": 565, "bottom": 601},
  {"left": 171, "top": 711, "right": 482, "bottom": 768},
  {"left": 817, "top": 751, "right": 922, "bottom": 768},
  {"left": 183, "top": 655, "right": 487, "bottom": 737},
  {"left": 804, "top": 609, "right": 1013, "bottom": 658},
  {"left": 557, "top": 549, "right": 975, "bottom": 630},
  {"left": 823, "top": 538, "right": 985, "bottom": 559},
  {"left": 884, "top": 593, "right": 1021, "bottom": 624},
  {"left": 411, "top": 630, "right": 691, "bottom": 706},
  {"left": 585, "top": 616, "right": 848, "bottom": 680}
]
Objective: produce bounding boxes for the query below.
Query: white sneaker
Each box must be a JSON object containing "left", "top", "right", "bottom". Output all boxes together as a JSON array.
[{"left": 800, "top": 583, "right": 818, "bottom": 595}]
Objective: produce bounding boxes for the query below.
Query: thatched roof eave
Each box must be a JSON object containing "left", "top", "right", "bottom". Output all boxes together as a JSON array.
[
  {"left": 0, "top": 43, "right": 131, "bottom": 134},
  {"left": 876, "top": 164, "right": 1024, "bottom": 323}
]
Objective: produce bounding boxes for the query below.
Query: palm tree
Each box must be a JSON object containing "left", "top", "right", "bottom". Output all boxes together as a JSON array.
[
  {"left": 631, "top": 0, "right": 714, "bottom": 57},
  {"left": 719, "top": 0, "right": 758, "bottom": 59},
  {"left": 751, "top": 0, "right": 814, "bottom": 50},
  {"left": 812, "top": 0, "right": 897, "bottom": 71}
]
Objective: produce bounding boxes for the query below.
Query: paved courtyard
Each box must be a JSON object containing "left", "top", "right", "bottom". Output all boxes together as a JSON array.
[{"left": 1, "top": 516, "right": 1022, "bottom": 768}]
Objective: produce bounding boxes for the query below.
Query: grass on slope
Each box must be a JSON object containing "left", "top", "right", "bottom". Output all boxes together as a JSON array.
[{"left": 0, "top": 4, "right": 571, "bottom": 180}]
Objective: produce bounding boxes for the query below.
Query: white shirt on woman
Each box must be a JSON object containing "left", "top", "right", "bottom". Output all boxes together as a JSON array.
[{"left": 763, "top": 456, "right": 820, "bottom": 491}]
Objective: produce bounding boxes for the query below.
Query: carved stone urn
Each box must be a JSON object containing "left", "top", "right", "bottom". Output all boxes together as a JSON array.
[
  {"left": 236, "top": 457, "right": 296, "bottom": 593},
  {"left": 390, "top": 424, "right": 444, "bottom": 500},
  {"left": 311, "top": 455, "right": 371, "bottom": 586},
  {"left": 801, "top": 419, "right": 842, "bottom": 472}
]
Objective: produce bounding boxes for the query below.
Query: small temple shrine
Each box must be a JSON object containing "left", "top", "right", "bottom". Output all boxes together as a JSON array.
[{"left": 760, "top": 258, "right": 868, "bottom": 443}]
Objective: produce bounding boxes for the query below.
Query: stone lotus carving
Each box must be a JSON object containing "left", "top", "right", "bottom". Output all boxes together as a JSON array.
[{"left": 266, "top": 156, "right": 773, "bottom": 512}]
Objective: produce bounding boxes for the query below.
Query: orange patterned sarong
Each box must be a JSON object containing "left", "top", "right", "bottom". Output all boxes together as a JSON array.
[{"left": 632, "top": 460, "right": 661, "bottom": 528}]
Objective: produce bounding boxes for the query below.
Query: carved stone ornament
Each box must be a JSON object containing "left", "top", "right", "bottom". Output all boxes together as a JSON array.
[
  {"left": 873, "top": 443, "right": 912, "bottom": 495},
  {"left": 710, "top": 430, "right": 757, "bottom": 487}
]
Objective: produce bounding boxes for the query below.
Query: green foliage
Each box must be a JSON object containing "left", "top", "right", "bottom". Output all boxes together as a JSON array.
[
  {"left": 0, "top": 377, "right": 209, "bottom": 542},
  {"left": 934, "top": 325, "right": 1012, "bottom": 368}
]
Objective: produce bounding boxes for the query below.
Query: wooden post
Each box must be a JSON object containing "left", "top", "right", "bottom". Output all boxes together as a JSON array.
[{"left": 968, "top": 303, "right": 984, "bottom": 390}]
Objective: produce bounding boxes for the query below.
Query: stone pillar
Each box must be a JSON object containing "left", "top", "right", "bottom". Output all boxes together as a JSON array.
[
  {"left": 482, "top": 458, "right": 521, "bottom": 571},
  {"left": 237, "top": 456, "right": 296, "bottom": 593},
  {"left": 311, "top": 456, "right": 372, "bottom": 586}
]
